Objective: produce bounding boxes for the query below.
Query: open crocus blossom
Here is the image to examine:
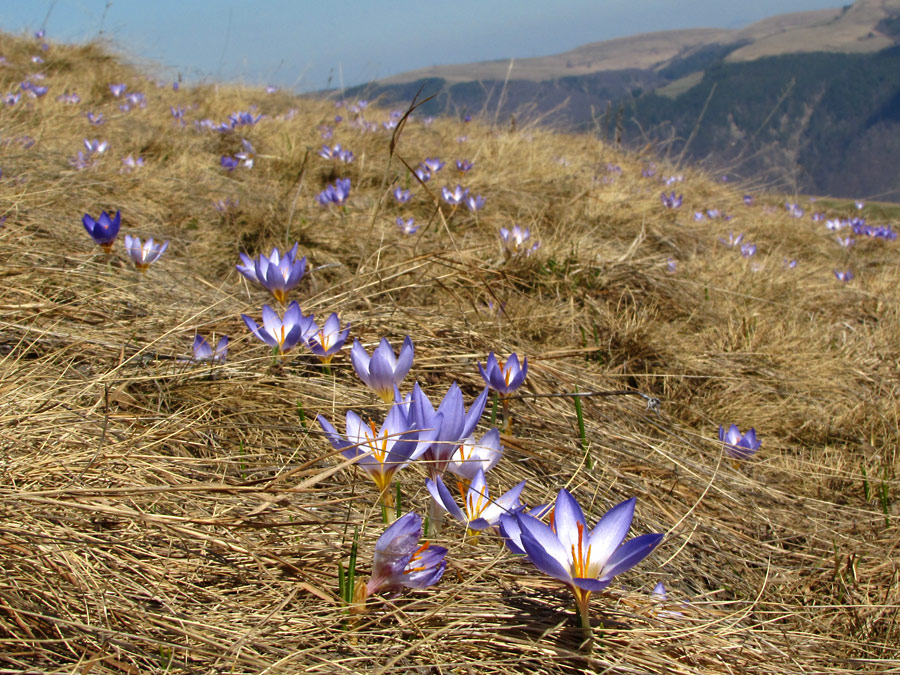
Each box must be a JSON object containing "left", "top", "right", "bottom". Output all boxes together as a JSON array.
[
  {"left": 316, "top": 178, "right": 351, "bottom": 206},
  {"left": 350, "top": 336, "right": 414, "bottom": 403},
  {"left": 82, "top": 210, "right": 121, "bottom": 252},
  {"left": 500, "top": 489, "right": 663, "bottom": 642},
  {"left": 478, "top": 352, "right": 527, "bottom": 397},
  {"left": 409, "top": 382, "right": 489, "bottom": 479},
  {"left": 446, "top": 428, "right": 503, "bottom": 483},
  {"left": 718, "top": 424, "right": 760, "bottom": 460},
  {"left": 236, "top": 243, "right": 306, "bottom": 304},
  {"left": 365, "top": 512, "right": 447, "bottom": 598},
  {"left": 123, "top": 235, "right": 168, "bottom": 271},
  {"left": 306, "top": 312, "right": 350, "bottom": 364},
  {"left": 241, "top": 301, "right": 313, "bottom": 354},
  {"left": 317, "top": 406, "right": 430, "bottom": 501},
  {"left": 426, "top": 467, "right": 525, "bottom": 531},
  {"left": 192, "top": 335, "right": 228, "bottom": 362},
  {"left": 500, "top": 225, "right": 539, "bottom": 257},
  {"left": 441, "top": 184, "right": 469, "bottom": 207}
]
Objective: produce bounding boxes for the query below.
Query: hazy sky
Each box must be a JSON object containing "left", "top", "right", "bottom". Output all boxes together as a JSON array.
[{"left": 2, "top": 0, "right": 846, "bottom": 91}]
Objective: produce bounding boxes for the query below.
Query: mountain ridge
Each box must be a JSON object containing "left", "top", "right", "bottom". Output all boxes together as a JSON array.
[{"left": 342, "top": 0, "right": 900, "bottom": 200}]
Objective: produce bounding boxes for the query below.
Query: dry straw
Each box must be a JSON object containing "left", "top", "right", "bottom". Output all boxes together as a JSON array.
[{"left": 0, "top": 32, "right": 897, "bottom": 673}]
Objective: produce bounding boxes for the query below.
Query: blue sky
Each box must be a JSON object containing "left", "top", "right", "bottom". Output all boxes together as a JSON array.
[{"left": 2, "top": 1, "right": 846, "bottom": 91}]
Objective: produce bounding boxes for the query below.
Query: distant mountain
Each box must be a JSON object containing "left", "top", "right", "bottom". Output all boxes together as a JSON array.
[{"left": 342, "top": 0, "right": 900, "bottom": 200}]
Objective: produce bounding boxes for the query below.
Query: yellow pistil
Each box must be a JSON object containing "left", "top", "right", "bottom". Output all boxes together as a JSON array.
[
  {"left": 404, "top": 542, "right": 431, "bottom": 574},
  {"left": 570, "top": 521, "right": 593, "bottom": 579}
]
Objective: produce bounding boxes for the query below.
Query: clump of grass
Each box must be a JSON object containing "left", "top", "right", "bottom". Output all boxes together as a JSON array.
[{"left": 0, "top": 31, "right": 897, "bottom": 673}]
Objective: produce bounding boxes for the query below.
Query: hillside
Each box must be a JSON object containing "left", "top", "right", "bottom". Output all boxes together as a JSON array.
[
  {"left": 344, "top": 0, "right": 900, "bottom": 200},
  {"left": 1, "top": 30, "right": 899, "bottom": 674}
]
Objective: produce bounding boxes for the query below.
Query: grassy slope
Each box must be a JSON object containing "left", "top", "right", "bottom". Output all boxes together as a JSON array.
[{"left": 1, "top": 34, "right": 898, "bottom": 674}]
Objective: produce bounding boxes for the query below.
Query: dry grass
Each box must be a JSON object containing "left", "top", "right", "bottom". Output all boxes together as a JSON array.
[{"left": 1, "top": 33, "right": 898, "bottom": 674}]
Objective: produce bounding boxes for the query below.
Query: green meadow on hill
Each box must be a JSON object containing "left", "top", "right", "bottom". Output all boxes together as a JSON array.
[{"left": 1, "top": 32, "right": 898, "bottom": 673}]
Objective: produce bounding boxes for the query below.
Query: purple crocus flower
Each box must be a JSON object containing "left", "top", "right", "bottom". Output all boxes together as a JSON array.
[
  {"left": 365, "top": 512, "right": 447, "bottom": 598},
  {"left": 236, "top": 244, "right": 306, "bottom": 304},
  {"left": 740, "top": 243, "right": 757, "bottom": 257},
  {"left": 414, "top": 166, "right": 431, "bottom": 183},
  {"left": 86, "top": 112, "right": 104, "bottom": 125},
  {"left": 192, "top": 335, "right": 228, "bottom": 363},
  {"left": 660, "top": 191, "right": 683, "bottom": 209},
  {"left": 719, "top": 231, "right": 744, "bottom": 248},
  {"left": 229, "top": 110, "right": 262, "bottom": 127},
  {"left": 84, "top": 139, "right": 108, "bottom": 156},
  {"left": 4, "top": 93, "right": 21, "bottom": 106},
  {"left": 785, "top": 202, "right": 804, "bottom": 218},
  {"left": 441, "top": 184, "right": 469, "bottom": 207},
  {"left": 82, "top": 210, "right": 121, "bottom": 252},
  {"left": 319, "top": 143, "right": 353, "bottom": 163},
  {"left": 125, "top": 92, "right": 147, "bottom": 108},
  {"left": 123, "top": 234, "right": 168, "bottom": 272},
  {"left": 499, "top": 489, "right": 663, "bottom": 632},
  {"left": 446, "top": 428, "right": 503, "bottom": 483},
  {"left": 396, "top": 217, "right": 417, "bottom": 234},
  {"left": 500, "top": 225, "right": 540, "bottom": 257},
  {"left": 393, "top": 186, "right": 412, "bottom": 204},
  {"left": 235, "top": 139, "right": 255, "bottom": 169},
  {"left": 465, "top": 194, "right": 486, "bottom": 212},
  {"left": 743, "top": 195, "right": 753, "bottom": 206},
  {"left": 478, "top": 352, "right": 527, "bottom": 397},
  {"left": 109, "top": 83, "right": 126, "bottom": 98},
  {"left": 70, "top": 151, "right": 90, "bottom": 170},
  {"left": 834, "top": 269, "right": 854, "bottom": 282},
  {"left": 316, "top": 178, "right": 351, "bottom": 206},
  {"left": 409, "top": 382, "right": 489, "bottom": 479},
  {"left": 455, "top": 159, "right": 473, "bottom": 173},
  {"left": 718, "top": 424, "right": 760, "bottom": 460},
  {"left": 317, "top": 406, "right": 428, "bottom": 498},
  {"left": 58, "top": 92, "right": 81, "bottom": 104},
  {"left": 241, "top": 301, "right": 313, "bottom": 354},
  {"left": 836, "top": 235, "right": 855, "bottom": 248},
  {"left": 426, "top": 467, "right": 526, "bottom": 531},
  {"left": 121, "top": 155, "right": 144, "bottom": 171},
  {"left": 220, "top": 155, "right": 239, "bottom": 171},
  {"left": 350, "top": 336, "right": 414, "bottom": 403},
  {"left": 422, "top": 157, "right": 444, "bottom": 174},
  {"left": 306, "top": 312, "right": 350, "bottom": 364}
]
